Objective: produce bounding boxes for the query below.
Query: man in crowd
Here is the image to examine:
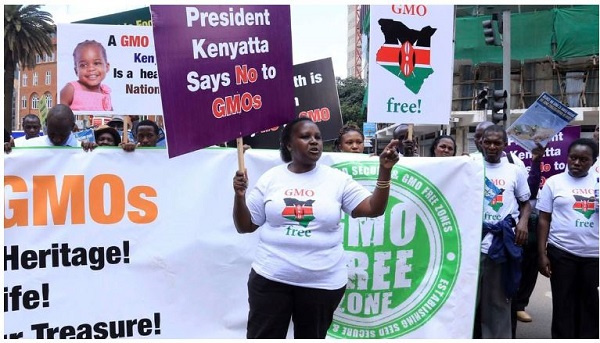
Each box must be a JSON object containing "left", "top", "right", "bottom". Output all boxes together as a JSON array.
[
  {"left": 3, "top": 114, "right": 42, "bottom": 151},
  {"left": 475, "top": 121, "right": 547, "bottom": 335},
  {"left": 25, "top": 105, "right": 81, "bottom": 147},
  {"left": 474, "top": 124, "right": 531, "bottom": 339},
  {"left": 474, "top": 121, "right": 525, "bottom": 167},
  {"left": 107, "top": 116, "right": 124, "bottom": 131},
  {"left": 5, "top": 105, "right": 80, "bottom": 153},
  {"left": 82, "top": 119, "right": 160, "bottom": 152},
  {"left": 14, "top": 114, "right": 42, "bottom": 145},
  {"left": 107, "top": 115, "right": 139, "bottom": 134},
  {"left": 393, "top": 123, "right": 419, "bottom": 156},
  {"left": 121, "top": 119, "right": 160, "bottom": 151}
]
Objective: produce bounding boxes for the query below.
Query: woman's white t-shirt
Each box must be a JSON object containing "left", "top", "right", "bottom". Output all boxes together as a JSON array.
[
  {"left": 536, "top": 171, "right": 599, "bottom": 258},
  {"left": 246, "top": 163, "right": 371, "bottom": 290}
]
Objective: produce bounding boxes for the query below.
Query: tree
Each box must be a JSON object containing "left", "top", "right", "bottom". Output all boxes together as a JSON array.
[
  {"left": 4, "top": 5, "right": 55, "bottom": 133},
  {"left": 336, "top": 76, "right": 366, "bottom": 129}
]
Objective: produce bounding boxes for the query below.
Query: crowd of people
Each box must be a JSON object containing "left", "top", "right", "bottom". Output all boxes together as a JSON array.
[
  {"left": 4, "top": 105, "right": 598, "bottom": 339},
  {"left": 232, "top": 119, "right": 598, "bottom": 339},
  {"left": 4, "top": 104, "right": 160, "bottom": 154}
]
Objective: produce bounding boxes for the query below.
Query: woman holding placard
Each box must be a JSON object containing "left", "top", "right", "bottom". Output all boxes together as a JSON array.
[{"left": 232, "top": 117, "right": 399, "bottom": 338}]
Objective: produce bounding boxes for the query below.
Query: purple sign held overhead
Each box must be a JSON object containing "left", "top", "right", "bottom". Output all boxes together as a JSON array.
[
  {"left": 507, "top": 125, "right": 581, "bottom": 189},
  {"left": 150, "top": 5, "right": 294, "bottom": 157}
]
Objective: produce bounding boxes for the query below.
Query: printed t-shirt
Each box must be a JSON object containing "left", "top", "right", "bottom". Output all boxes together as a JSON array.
[
  {"left": 536, "top": 171, "right": 599, "bottom": 258},
  {"left": 481, "top": 160, "right": 531, "bottom": 254},
  {"left": 246, "top": 163, "right": 371, "bottom": 290}
]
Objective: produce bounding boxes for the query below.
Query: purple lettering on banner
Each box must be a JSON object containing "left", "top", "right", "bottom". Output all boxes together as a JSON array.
[
  {"left": 507, "top": 126, "right": 581, "bottom": 189},
  {"left": 150, "top": 5, "right": 294, "bottom": 158}
]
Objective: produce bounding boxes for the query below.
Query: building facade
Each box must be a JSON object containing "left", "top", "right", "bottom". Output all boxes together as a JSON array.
[{"left": 14, "top": 36, "right": 57, "bottom": 131}]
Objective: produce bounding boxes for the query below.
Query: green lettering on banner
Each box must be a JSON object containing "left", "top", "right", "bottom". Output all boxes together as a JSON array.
[{"left": 330, "top": 161, "right": 460, "bottom": 338}]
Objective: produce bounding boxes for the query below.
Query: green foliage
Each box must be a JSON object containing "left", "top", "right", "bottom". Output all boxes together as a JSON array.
[
  {"left": 5, "top": 5, "right": 55, "bottom": 69},
  {"left": 336, "top": 76, "right": 366, "bottom": 130},
  {"left": 4, "top": 5, "right": 55, "bottom": 132},
  {"left": 39, "top": 94, "right": 48, "bottom": 129}
]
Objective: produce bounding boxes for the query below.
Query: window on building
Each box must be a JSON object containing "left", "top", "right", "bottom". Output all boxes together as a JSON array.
[
  {"left": 45, "top": 93, "right": 53, "bottom": 108},
  {"left": 36, "top": 55, "right": 41, "bottom": 64},
  {"left": 33, "top": 72, "right": 38, "bottom": 86},
  {"left": 49, "top": 52, "right": 55, "bottom": 62},
  {"left": 32, "top": 95, "right": 39, "bottom": 109},
  {"left": 21, "top": 96, "right": 27, "bottom": 109},
  {"left": 22, "top": 74, "right": 27, "bottom": 86},
  {"left": 45, "top": 71, "right": 51, "bottom": 85}
]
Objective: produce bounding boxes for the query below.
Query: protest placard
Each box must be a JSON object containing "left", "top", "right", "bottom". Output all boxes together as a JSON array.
[
  {"left": 507, "top": 125, "right": 581, "bottom": 188},
  {"left": 150, "top": 5, "right": 294, "bottom": 157},
  {"left": 57, "top": 24, "right": 162, "bottom": 116},
  {"left": 507, "top": 92, "right": 579, "bottom": 151},
  {"left": 243, "top": 57, "right": 343, "bottom": 148},
  {"left": 367, "top": 5, "right": 454, "bottom": 125}
]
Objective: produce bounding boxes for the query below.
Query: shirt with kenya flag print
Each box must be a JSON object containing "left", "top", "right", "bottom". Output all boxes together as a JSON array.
[
  {"left": 537, "top": 171, "right": 599, "bottom": 258},
  {"left": 481, "top": 160, "right": 531, "bottom": 254},
  {"left": 246, "top": 163, "right": 371, "bottom": 290}
]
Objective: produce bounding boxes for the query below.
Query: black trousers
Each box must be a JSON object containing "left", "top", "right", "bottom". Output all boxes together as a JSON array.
[
  {"left": 511, "top": 240, "right": 539, "bottom": 338},
  {"left": 246, "top": 269, "right": 346, "bottom": 339},
  {"left": 547, "top": 244, "right": 599, "bottom": 339}
]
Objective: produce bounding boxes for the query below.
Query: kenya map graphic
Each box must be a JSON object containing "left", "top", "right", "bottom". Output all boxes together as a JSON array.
[{"left": 375, "top": 19, "right": 437, "bottom": 94}]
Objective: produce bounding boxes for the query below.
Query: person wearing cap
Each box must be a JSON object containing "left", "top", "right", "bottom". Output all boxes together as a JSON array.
[
  {"left": 106, "top": 115, "right": 124, "bottom": 131},
  {"left": 95, "top": 125, "right": 121, "bottom": 146},
  {"left": 81, "top": 125, "right": 122, "bottom": 151}
]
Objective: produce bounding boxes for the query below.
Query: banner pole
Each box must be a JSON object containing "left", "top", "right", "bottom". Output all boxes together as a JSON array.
[
  {"left": 407, "top": 123, "right": 414, "bottom": 141},
  {"left": 123, "top": 116, "right": 131, "bottom": 144},
  {"left": 236, "top": 137, "right": 245, "bottom": 172}
]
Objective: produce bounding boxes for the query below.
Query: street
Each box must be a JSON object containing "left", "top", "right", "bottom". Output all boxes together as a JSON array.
[{"left": 515, "top": 274, "right": 552, "bottom": 339}]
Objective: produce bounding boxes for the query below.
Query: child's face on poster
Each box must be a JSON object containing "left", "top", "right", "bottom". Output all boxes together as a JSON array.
[{"left": 74, "top": 45, "right": 110, "bottom": 90}]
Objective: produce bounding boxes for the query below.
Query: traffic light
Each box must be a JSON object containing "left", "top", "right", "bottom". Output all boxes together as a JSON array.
[
  {"left": 476, "top": 89, "right": 488, "bottom": 110},
  {"left": 489, "top": 89, "right": 507, "bottom": 124},
  {"left": 482, "top": 14, "right": 502, "bottom": 46}
]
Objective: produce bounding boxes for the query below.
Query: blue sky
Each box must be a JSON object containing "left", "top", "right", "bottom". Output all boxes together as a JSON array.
[{"left": 41, "top": 3, "right": 349, "bottom": 78}]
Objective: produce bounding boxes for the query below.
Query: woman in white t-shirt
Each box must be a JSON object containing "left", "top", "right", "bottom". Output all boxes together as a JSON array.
[
  {"left": 537, "top": 138, "right": 599, "bottom": 339},
  {"left": 232, "top": 117, "right": 399, "bottom": 339}
]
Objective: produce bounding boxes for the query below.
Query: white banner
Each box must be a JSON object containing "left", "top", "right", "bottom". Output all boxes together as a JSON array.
[
  {"left": 57, "top": 24, "right": 163, "bottom": 115},
  {"left": 4, "top": 148, "right": 482, "bottom": 339},
  {"left": 367, "top": 5, "right": 454, "bottom": 125}
]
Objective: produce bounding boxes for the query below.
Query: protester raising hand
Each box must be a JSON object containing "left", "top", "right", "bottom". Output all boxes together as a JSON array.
[{"left": 231, "top": 117, "right": 399, "bottom": 339}]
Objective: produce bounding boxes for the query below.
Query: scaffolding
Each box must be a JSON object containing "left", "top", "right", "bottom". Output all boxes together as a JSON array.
[{"left": 353, "top": 5, "right": 362, "bottom": 79}]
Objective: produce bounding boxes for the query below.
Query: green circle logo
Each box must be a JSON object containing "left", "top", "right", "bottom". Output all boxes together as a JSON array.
[{"left": 329, "top": 161, "right": 461, "bottom": 338}]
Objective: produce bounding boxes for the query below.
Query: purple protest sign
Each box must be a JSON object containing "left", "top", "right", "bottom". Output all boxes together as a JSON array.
[
  {"left": 507, "top": 125, "right": 581, "bottom": 189},
  {"left": 150, "top": 5, "right": 294, "bottom": 157}
]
